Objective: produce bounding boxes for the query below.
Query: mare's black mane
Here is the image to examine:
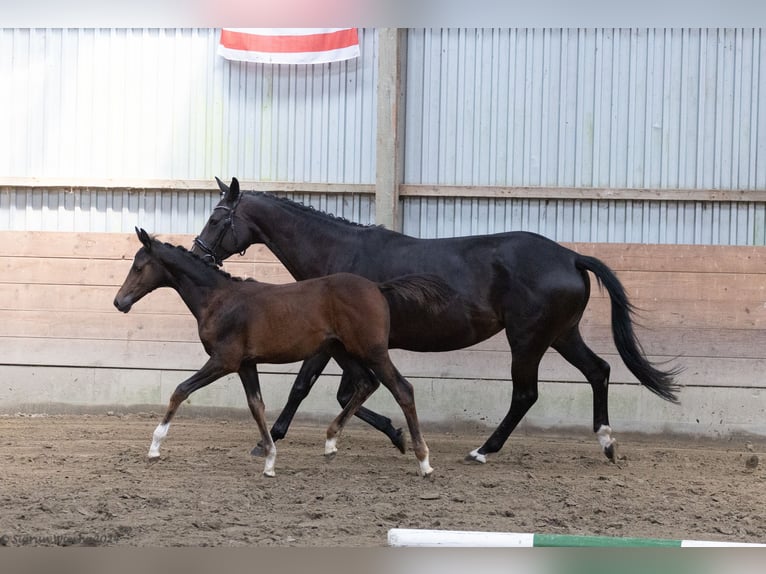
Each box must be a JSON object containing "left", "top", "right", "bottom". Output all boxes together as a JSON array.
[{"left": 245, "top": 191, "right": 384, "bottom": 230}]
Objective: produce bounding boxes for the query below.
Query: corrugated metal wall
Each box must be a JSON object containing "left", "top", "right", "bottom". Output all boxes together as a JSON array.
[
  {"left": 0, "top": 28, "right": 377, "bottom": 183},
  {"left": 402, "top": 198, "right": 766, "bottom": 243},
  {"left": 1, "top": 28, "right": 765, "bottom": 244},
  {"left": 402, "top": 28, "right": 766, "bottom": 241},
  {"left": 405, "top": 28, "right": 765, "bottom": 189}
]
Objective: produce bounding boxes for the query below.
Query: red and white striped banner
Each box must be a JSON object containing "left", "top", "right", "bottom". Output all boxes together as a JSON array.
[{"left": 218, "top": 28, "right": 360, "bottom": 65}]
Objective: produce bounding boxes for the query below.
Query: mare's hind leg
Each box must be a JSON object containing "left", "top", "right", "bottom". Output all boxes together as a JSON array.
[
  {"left": 337, "top": 369, "right": 406, "bottom": 454},
  {"left": 325, "top": 354, "right": 380, "bottom": 458},
  {"left": 238, "top": 362, "right": 277, "bottom": 476},
  {"left": 553, "top": 327, "right": 615, "bottom": 461},
  {"left": 466, "top": 346, "right": 546, "bottom": 464},
  {"left": 252, "top": 352, "right": 332, "bottom": 457},
  {"left": 370, "top": 356, "right": 433, "bottom": 478},
  {"left": 149, "top": 358, "right": 228, "bottom": 459}
]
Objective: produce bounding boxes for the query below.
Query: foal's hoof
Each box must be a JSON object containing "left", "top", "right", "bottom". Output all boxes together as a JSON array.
[
  {"left": 464, "top": 448, "right": 487, "bottom": 464},
  {"left": 603, "top": 440, "right": 618, "bottom": 463},
  {"left": 391, "top": 428, "right": 406, "bottom": 454},
  {"left": 324, "top": 451, "right": 338, "bottom": 462},
  {"left": 250, "top": 444, "right": 266, "bottom": 458},
  {"left": 262, "top": 470, "right": 276, "bottom": 478}
]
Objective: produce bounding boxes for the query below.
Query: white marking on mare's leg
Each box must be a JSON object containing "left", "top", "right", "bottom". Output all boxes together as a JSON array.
[
  {"left": 324, "top": 436, "right": 338, "bottom": 456},
  {"left": 147, "top": 423, "right": 170, "bottom": 458},
  {"left": 468, "top": 448, "right": 487, "bottom": 464},
  {"left": 596, "top": 424, "right": 615, "bottom": 451}
]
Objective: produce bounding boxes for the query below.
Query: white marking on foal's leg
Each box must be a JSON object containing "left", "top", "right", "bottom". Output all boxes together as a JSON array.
[
  {"left": 262, "top": 444, "right": 277, "bottom": 478},
  {"left": 147, "top": 423, "right": 169, "bottom": 458},
  {"left": 468, "top": 448, "right": 487, "bottom": 464},
  {"left": 324, "top": 436, "right": 338, "bottom": 456},
  {"left": 418, "top": 453, "right": 434, "bottom": 477},
  {"left": 596, "top": 424, "right": 615, "bottom": 451}
]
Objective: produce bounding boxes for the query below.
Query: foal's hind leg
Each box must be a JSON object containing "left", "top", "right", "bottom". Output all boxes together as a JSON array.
[
  {"left": 553, "top": 328, "right": 615, "bottom": 461},
  {"left": 149, "top": 358, "right": 228, "bottom": 459},
  {"left": 238, "top": 362, "right": 277, "bottom": 476},
  {"left": 337, "top": 369, "right": 406, "bottom": 454},
  {"left": 325, "top": 354, "right": 380, "bottom": 458},
  {"left": 370, "top": 356, "right": 433, "bottom": 478}
]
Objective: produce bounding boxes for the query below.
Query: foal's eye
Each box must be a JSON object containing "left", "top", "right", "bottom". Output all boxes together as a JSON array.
[{"left": 133, "top": 264, "right": 143, "bottom": 273}]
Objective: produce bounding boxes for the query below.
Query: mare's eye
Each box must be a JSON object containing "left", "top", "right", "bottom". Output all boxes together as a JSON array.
[{"left": 133, "top": 264, "right": 143, "bottom": 273}]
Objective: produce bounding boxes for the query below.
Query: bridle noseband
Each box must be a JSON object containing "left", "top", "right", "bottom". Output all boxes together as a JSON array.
[{"left": 193, "top": 194, "right": 246, "bottom": 266}]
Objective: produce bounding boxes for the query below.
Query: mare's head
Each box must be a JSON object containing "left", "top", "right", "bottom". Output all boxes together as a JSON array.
[
  {"left": 191, "top": 176, "right": 249, "bottom": 266},
  {"left": 114, "top": 228, "right": 171, "bottom": 313}
]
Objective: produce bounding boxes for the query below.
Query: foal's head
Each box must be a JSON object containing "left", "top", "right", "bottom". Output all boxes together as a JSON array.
[{"left": 114, "top": 228, "right": 172, "bottom": 313}]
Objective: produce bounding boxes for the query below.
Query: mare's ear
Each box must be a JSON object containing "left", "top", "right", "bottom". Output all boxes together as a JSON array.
[
  {"left": 228, "top": 177, "right": 241, "bottom": 203},
  {"left": 215, "top": 176, "right": 229, "bottom": 197},
  {"left": 135, "top": 227, "right": 152, "bottom": 250},
  {"left": 214, "top": 176, "right": 240, "bottom": 204}
]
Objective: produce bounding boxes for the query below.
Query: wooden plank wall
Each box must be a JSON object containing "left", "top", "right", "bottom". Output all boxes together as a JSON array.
[{"left": 0, "top": 231, "right": 765, "bottom": 408}]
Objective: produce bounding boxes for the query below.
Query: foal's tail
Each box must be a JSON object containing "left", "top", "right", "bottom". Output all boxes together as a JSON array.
[
  {"left": 575, "top": 255, "right": 682, "bottom": 404},
  {"left": 378, "top": 274, "right": 457, "bottom": 315}
]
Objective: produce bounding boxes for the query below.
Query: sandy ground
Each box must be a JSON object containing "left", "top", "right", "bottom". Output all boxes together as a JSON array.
[{"left": 0, "top": 412, "right": 764, "bottom": 547}]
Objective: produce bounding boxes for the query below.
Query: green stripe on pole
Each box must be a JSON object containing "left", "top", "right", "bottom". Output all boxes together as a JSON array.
[
  {"left": 387, "top": 529, "right": 766, "bottom": 548},
  {"left": 533, "top": 533, "right": 681, "bottom": 548}
]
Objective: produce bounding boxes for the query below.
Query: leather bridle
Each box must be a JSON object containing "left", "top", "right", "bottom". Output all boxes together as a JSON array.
[{"left": 193, "top": 194, "right": 245, "bottom": 266}]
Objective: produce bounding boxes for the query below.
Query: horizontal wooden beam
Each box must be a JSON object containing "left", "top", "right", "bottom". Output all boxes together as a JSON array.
[
  {"left": 2, "top": 178, "right": 766, "bottom": 203},
  {"left": 399, "top": 184, "right": 766, "bottom": 203},
  {"left": 0, "top": 177, "right": 375, "bottom": 196}
]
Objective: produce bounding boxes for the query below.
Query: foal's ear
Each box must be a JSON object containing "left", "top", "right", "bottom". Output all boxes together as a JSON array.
[{"left": 135, "top": 227, "right": 152, "bottom": 250}]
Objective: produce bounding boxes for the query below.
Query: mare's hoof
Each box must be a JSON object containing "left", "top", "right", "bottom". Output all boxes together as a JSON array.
[
  {"left": 324, "top": 451, "right": 338, "bottom": 461},
  {"left": 250, "top": 444, "right": 266, "bottom": 458},
  {"left": 604, "top": 441, "right": 618, "bottom": 463},
  {"left": 262, "top": 470, "right": 276, "bottom": 478},
  {"left": 464, "top": 449, "right": 487, "bottom": 464},
  {"left": 392, "top": 428, "right": 406, "bottom": 454},
  {"left": 146, "top": 455, "right": 160, "bottom": 464}
]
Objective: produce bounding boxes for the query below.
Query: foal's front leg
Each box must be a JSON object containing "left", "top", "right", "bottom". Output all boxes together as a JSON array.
[
  {"left": 238, "top": 362, "right": 277, "bottom": 477},
  {"left": 148, "top": 358, "right": 228, "bottom": 458}
]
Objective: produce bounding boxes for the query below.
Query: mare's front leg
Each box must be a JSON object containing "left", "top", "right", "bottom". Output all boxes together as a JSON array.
[
  {"left": 149, "top": 358, "right": 228, "bottom": 459},
  {"left": 238, "top": 362, "right": 277, "bottom": 477},
  {"left": 252, "top": 352, "right": 332, "bottom": 457}
]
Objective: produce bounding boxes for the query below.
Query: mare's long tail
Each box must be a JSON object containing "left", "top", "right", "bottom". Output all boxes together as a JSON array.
[
  {"left": 575, "top": 255, "right": 682, "bottom": 403},
  {"left": 378, "top": 274, "right": 457, "bottom": 316}
]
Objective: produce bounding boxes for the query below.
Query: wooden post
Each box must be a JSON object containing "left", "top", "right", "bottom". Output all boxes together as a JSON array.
[{"left": 375, "top": 28, "right": 407, "bottom": 231}]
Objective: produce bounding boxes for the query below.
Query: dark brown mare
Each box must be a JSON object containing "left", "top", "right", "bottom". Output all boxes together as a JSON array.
[
  {"left": 192, "top": 177, "right": 682, "bottom": 464},
  {"left": 114, "top": 228, "right": 454, "bottom": 477}
]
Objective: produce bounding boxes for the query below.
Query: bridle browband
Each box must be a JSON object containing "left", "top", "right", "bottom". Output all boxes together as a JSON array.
[{"left": 193, "top": 193, "right": 246, "bottom": 266}]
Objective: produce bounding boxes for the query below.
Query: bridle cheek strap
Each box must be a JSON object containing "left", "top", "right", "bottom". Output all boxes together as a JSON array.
[{"left": 193, "top": 195, "right": 246, "bottom": 266}]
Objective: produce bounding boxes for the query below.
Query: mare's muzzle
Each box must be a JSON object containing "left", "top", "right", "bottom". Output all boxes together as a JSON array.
[{"left": 193, "top": 236, "right": 222, "bottom": 266}]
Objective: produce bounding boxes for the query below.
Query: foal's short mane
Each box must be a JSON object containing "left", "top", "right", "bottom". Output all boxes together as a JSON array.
[
  {"left": 153, "top": 238, "right": 253, "bottom": 283},
  {"left": 246, "top": 191, "right": 384, "bottom": 230}
]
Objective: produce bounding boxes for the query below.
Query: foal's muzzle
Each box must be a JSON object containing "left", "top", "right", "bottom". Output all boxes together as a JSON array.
[{"left": 113, "top": 296, "right": 133, "bottom": 313}]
